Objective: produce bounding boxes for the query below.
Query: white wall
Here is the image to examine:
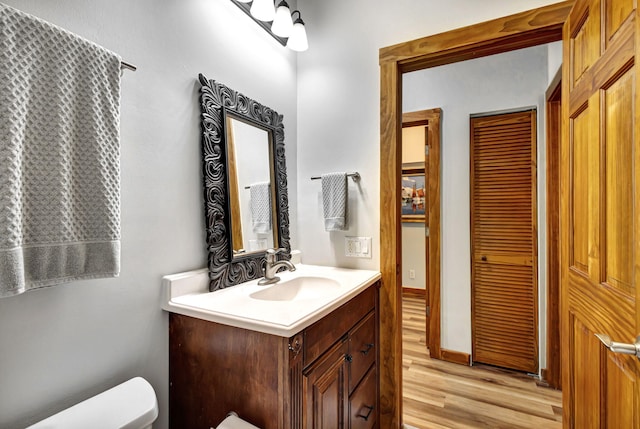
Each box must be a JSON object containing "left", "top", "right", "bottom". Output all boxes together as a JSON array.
[
  {"left": 296, "top": 0, "right": 560, "bottom": 270},
  {"left": 0, "top": 1, "right": 297, "bottom": 428},
  {"left": 548, "top": 40, "right": 563, "bottom": 84}
]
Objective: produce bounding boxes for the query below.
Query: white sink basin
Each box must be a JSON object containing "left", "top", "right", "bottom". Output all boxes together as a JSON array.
[
  {"left": 161, "top": 264, "right": 381, "bottom": 337},
  {"left": 250, "top": 276, "right": 341, "bottom": 301}
]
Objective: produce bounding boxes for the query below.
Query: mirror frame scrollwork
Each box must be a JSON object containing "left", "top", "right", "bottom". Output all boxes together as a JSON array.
[{"left": 198, "top": 73, "right": 291, "bottom": 291}]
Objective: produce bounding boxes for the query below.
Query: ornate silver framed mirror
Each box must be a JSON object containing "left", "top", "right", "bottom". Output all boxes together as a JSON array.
[{"left": 198, "top": 74, "right": 291, "bottom": 291}]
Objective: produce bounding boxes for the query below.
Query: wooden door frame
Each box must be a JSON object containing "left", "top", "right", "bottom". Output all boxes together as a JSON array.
[
  {"left": 378, "top": 2, "right": 573, "bottom": 427},
  {"left": 402, "top": 108, "right": 442, "bottom": 358},
  {"left": 543, "top": 68, "right": 562, "bottom": 390}
]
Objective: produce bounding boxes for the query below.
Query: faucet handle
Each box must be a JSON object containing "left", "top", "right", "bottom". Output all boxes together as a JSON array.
[
  {"left": 266, "top": 248, "right": 286, "bottom": 255},
  {"left": 265, "top": 248, "right": 286, "bottom": 262}
]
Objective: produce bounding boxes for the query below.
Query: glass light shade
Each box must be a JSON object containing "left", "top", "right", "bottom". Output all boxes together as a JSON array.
[
  {"left": 286, "top": 20, "right": 308, "bottom": 52},
  {"left": 235, "top": 0, "right": 251, "bottom": 3},
  {"left": 271, "top": 3, "right": 293, "bottom": 37},
  {"left": 250, "top": 0, "right": 276, "bottom": 22}
]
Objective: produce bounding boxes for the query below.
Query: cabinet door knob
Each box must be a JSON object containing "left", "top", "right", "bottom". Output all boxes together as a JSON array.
[
  {"left": 345, "top": 354, "right": 353, "bottom": 362},
  {"left": 356, "top": 405, "right": 374, "bottom": 421},
  {"left": 360, "top": 343, "right": 374, "bottom": 355}
]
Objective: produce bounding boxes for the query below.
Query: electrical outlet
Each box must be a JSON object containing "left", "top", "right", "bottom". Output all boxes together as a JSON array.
[
  {"left": 345, "top": 236, "right": 372, "bottom": 258},
  {"left": 409, "top": 269, "right": 416, "bottom": 279}
]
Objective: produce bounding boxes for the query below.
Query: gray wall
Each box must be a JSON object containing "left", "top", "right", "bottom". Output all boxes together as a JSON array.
[{"left": 0, "top": 1, "right": 297, "bottom": 428}]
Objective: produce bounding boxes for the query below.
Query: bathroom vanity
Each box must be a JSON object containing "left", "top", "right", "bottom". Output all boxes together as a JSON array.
[
  {"left": 164, "top": 266, "right": 381, "bottom": 429},
  {"left": 174, "top": 76, "right": 381, "bottom": 428}
]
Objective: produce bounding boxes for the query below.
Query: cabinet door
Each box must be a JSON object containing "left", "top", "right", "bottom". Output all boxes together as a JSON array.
[{"left": 303, "top": 340, "right": 349, "bottom": 429}]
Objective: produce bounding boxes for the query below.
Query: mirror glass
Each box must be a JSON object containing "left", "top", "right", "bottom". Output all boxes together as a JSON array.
[
  {"left": 198, "top": 73, "right": 291, "bottom": 292},
  {"left": 226, "top": 115, "right": 276, "bottom": 254}
]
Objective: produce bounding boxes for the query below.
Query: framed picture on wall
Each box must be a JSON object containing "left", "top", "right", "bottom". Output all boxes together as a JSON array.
[{"left": 401, "top": 167, "right": 426, "bottom": 222}]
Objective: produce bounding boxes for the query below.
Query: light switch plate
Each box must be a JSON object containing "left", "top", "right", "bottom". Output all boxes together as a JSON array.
[{"left": 345, "top": 236, "right": 372, "bottom": 258}]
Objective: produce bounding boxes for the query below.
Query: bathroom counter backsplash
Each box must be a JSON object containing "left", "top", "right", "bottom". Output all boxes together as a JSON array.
[{"left": 161, "top": 264, "right": 381, "bottom": 337}]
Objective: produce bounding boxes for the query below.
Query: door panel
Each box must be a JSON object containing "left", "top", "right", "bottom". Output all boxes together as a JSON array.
[
  {"left": 605, "top": 0, "right": 633, "bottom": 45},
  {"left": 569, "top": 105, "right": 591, "bottom": 274},
  {"left": 471, "top": 110, "right": 538, "bottom": 373},
  {"left": 604, "top": 68, "right": 634, "bottom": 294},
  {"left": 562, "top": 0, "right": 640, "bottom": 426}
]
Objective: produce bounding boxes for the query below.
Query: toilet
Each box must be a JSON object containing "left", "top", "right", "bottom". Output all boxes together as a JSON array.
[{"left": 27, "top": 377, "right": 158, "bottom": 429}]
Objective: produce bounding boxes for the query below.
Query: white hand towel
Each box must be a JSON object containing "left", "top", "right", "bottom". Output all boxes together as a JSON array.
[
  {"left": 322, "top": 172, "right": 347, "bottom": 231},
  {"left": 250, "top": 182, "right": 272, "bottom": 233},
  {"left": 0, "top": 4, "right": 122, "bottom": 297}
]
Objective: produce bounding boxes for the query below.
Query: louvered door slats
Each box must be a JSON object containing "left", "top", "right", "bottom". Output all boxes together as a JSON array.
[{"left": 470, "top": 110, "right": 538, "bottom": 373}]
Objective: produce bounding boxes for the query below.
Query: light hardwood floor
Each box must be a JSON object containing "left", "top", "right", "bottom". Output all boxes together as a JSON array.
[{"left": 402, "top": 294, "right": 562, "bottom": 429}]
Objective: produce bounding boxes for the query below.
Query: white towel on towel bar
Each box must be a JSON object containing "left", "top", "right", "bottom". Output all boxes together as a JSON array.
[
  {"left": 0, "top": 3, "right": 122, "bottom": 297},
  {"left": 250, "top": 182, "right": 272, "bottom": 234},
  {"left": 321, "top": 172, "right": 347, "bottom": 231}
]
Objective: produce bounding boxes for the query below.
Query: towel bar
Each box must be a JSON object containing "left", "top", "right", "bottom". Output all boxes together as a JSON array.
[
  {"left": 120, "top": 61, "right": 137, "bottom": 71},
  {"left": 311, "top": 172, "right": 360, "bottom": 182}
]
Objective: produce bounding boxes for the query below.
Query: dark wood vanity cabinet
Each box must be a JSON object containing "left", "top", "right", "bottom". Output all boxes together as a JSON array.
[
  {"left": 303, "top": 310, "right": 378, "bottom": 429},
  {"left": 169, "top": 282, "right": 380, "bottom": 429}
]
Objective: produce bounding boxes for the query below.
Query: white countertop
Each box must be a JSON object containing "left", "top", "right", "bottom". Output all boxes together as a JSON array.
[{"left": 161, "top": 264, "right": 381, "bottom": 337}]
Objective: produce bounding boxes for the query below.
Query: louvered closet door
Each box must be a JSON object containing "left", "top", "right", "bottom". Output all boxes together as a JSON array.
[{"left": 470, "top": 110, "right": 538, "bottom": 373}]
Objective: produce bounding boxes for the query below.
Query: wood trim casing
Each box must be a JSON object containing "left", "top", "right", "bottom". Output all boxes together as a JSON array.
[
  {"left": 544, "top": 71, "right": 562, "bottom": 390},
  {"left": 379, "top": 59, "right": 403, "bottom": 429},
  {"left": 379, "top": 2, "right": 572, "bottom": 427},
  {"left": 379, "top": 2, "right": 573, "bottom": 73},
  {"left": 440, "top": 349, "right": 471, "bottom": 366}
]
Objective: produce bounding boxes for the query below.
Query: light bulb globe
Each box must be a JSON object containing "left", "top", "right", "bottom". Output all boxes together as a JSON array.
[
  {"left": 271, "top": 2, "right": 293, "bottom": 37},
  {"left": 250, "top": 0, "right": 276, "bottom": 22},
  {"left": 286, "top": 19, "right": 308, "bottom": 52}
]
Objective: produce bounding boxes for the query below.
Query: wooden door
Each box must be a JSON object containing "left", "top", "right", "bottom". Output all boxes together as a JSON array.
[
  {"left": 470, "top": 110, "right": 538, "bottom": 373},
  {"left": 562, "top": 0, "right": 640, "bottom": 427}
]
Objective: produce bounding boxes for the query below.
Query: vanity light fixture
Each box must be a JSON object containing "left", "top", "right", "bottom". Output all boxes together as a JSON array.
[{"left": 229, "top": 0, "right": 308, "bottom": 51}]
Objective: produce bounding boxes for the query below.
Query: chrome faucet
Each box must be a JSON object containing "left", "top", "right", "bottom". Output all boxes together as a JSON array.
[{"left": 259, "top": 248, "right": 296, "bottom": 285}]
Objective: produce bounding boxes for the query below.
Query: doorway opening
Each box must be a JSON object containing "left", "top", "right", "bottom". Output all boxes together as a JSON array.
[
  {"left": 401, "top": 108, "right": 442, "bottom": 358},
  {"left": 378, "top": 2, "right": 572, "bottom": 427}
]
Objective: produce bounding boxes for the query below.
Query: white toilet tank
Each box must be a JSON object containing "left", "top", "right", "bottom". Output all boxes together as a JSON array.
[{"left": 27, "top": 377, "right": 158, "bottom": 429}]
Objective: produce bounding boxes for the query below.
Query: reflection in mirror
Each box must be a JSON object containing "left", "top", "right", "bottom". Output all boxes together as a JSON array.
[
  {"left": 199, "top": 73, "right": 291, "bottom": 291},
  {"left": 226, "top": 116, "right": 275, "bottom": 254}
]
